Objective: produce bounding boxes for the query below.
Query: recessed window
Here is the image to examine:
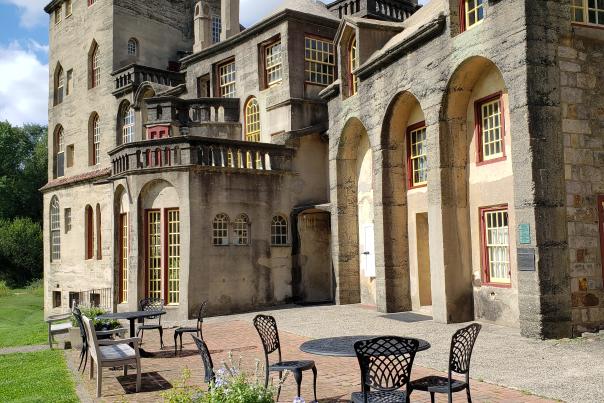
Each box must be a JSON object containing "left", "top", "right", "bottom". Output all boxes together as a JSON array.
[
  {"left": 481, "top": 207, "right": 511, "bottom": 285},
  {"left": 122, "top": 107, "right": 135, "bottom": 144},
  {"left": 408, "top": 123, "right": 427, "bottom": 188},
  {"left": 462, "top": 0, "right": 485, "bottom": 31},
  {"left": 55, "top": 126, "right": 65, "bottom": 178},
  {"left": 147, "top": 210, "right": 162, "bottom": 299},
  {"left": 167, "top": 209, "right": 180, "bottom": 305},
  {"left": 95, "top": 204, "right": 102, "bottom": 260},
  {"left": 55, "top": 7, "right": 62, "bottom": 25},
  {"left": 65, "top": 0, "right": 72, "bottom": 17},
  {"left": 213, "top": 214, "right": 229, "bottom": 246},
  {"left": 245, "top": 98, "right": 260, "bottom": 142},
  {"left": 265, "top": 41, "right": 283, "bottom": 87},
  {"left": 65, "top": 208, "right": 72, "bottom": 233},
  {"left": 85, "top": 205, "right": 93, "bottom": 260},
  {"left": 127, "top": 38, "right": 137, "bottom": 56},
  {"left": 571, "top": 0, "right": 604, "bottom": 25},
  {"left": 66, "top": 69, "right": 73, "bottom": 96},
  {"left": 53, "top": 291, "right": 62, "bottom": 308},
  {"left": 217, "top": 60, "right": 236, "bottom": 98},
  {"left": 50, "top": 197, "right": 61, "bottom": 262},
  {"left": 55, "top": 66, "right": 64, "bottom": 105},
  {"left": 88, "top": 0, "right": 96, "bottom": 6},
  {"left": 271, "top": 215, "right": 288, "bottom": 246},
  {"left": 304, "top": 36, "right": 335, "bottom": 86},
  {"left": 90, "top": 44, "right": 100, "bottom": 88},
  {"left": 234, "top": 214, "right": 249, "bottom": 246},
  {"left": 91, "top": 114, "right": 101, "bottom": 165},
  {"left": 212, "top": 15, "right": 222, "bottom": 44},
  {"left": 349, "top": 37, "right": 359, "bottom": 96},
  {"left": 119, "top": 213, "right": 128, "bottom": 303},
  {"left": 476, "top": 93, "right": 505, "bottom": 163}
]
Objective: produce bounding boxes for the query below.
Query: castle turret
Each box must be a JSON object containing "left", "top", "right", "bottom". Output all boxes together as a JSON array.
[
  {"left": 194, "top": 1, "right": 212, "bottom": 52},
  {"left": 220, "top": 0, "right": 240, "bottom": 41}
]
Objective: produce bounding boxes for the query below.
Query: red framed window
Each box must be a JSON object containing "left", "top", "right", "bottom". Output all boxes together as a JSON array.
[
  {"left": 480, "top": 206, "right": 511, "bottom": 286},
  {"left": 88, "top": 0, "right": 96, "bottom": 7},
  {"left": 460, "top": 0, "right": 485, "bottom": 32},
  {"left": 475, "top": 92, "right": 506, "bottom": 164},
  {"left": 407, "top": 121, "right": 427, "bottom": 189},
  {"left": 85, "top": 205, "right": 94, "bottom": 260}
]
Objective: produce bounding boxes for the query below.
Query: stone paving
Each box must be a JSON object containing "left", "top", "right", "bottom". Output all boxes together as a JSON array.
[{"left": 67, "top": 308, "right": 566, "bottom": 403}]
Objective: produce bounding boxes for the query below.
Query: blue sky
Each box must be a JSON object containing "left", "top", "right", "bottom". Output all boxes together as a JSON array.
[{"left": 0, "top": 0, "right": 426, "bottom": 126}]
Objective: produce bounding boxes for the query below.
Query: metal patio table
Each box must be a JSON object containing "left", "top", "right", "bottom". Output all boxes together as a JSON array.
[
  {"left": 299, "top": 335, "right": 431, "bottom": 357},
  {"left": 97, "top": 310, "right": 166, "bottom": 357}
]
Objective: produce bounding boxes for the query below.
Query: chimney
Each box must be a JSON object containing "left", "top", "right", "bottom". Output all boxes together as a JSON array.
[
  {"left": 193, "top": 1, "right": 212, "bottom": 52},
  {"left": 220, "top": 0, "right": 240, "bottom": 41}
]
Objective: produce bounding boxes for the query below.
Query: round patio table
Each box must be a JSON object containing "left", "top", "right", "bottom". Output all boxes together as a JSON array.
[
  {"left": 299, "top": 336, "right": 431, "bottom": 357},
  {"left": 97, "top": 310, "right": 166, "bottom": 357}
]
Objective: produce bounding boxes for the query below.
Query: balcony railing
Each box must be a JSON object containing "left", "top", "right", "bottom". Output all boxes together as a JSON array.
[
  {"left": 109, "top": 136, "right": 295, "bottom": 177},
  {"left": 69, "top": 288, "right": 112, "bottom": 311},
  {"left": 146, "top": 97, "right": 241, "bottom": 127},
  {"left": 112, "top": 64, "right": 185, "bottom": 96}
]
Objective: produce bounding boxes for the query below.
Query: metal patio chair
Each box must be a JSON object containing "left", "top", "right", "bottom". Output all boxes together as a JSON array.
[
  {"left": 137, "top": 298, "right": 164, "bottom": 348},
  {"left": 253, "top": 315, "right": 317, "bottom": 402},
  {"left": 410, "top": 323, "right": 482, "bottom": 403},
  {"left": 192, "top": 335, "right": 215, "bottom": 385},
  {"left": 72, "top": 306, "right": 89, "bottom": 372},
  {"left": 352, "top": 336, "right": 419, "bottom": 403},
  {"left": 174, "top": 300, "right": 208, "bottom": 354}
]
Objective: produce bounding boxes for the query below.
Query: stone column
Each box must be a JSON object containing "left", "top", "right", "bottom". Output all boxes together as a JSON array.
[
  {"left": 193, "top": 1, "right": 212, "bottom": 53},
  {"left": 220, "top": 0, "right": 240, "bottom": 41}
]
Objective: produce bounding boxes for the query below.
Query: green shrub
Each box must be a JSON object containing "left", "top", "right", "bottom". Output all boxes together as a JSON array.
[
  {"left": 26, "top": 278, "right": 44, "bottom": 296},
  {"left": 0, "top": 280, "right": 11, "bottom": 298},
  {"left": 0, "top": 218, "right": 42, "bottom": 288},
  {"left": 72, "top": 305, "right": 121, "bottom": 330}
]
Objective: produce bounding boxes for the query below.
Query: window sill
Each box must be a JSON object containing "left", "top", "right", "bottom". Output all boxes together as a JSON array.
[
  {"left": 476, "top": 155, "right": 506, "bottom": 167},
  {"left": 408, "top": 183, "right": 427, "bottom": 191},
  {"left": 571, "top": 22, "right": 604, "bottom": 41},
  {"left": 270, "top": 244, "right": 290, "bottom": 248},
  {"left": 481, "top": 281, "right": 512, "bottom": 289}
]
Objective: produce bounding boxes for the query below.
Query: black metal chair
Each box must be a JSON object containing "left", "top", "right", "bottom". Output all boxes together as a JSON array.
[
  {"left": 253, "top": 315, "right": 317, "bottom": 402},
  {"left": 410, "top": 323, "right": 482, "bottom": 403},
  {"left": 72, "top": 306, "right": 89, "bottom": 373},
  {"left": 192, "top": 335, "right": 215, "bottom": 385},
  {"left": 174, "top": 300, "right": 208, "bottom": 355},
  {"left": 136, "top": 298, "right": 164, "bottom": 349},
  {"left": 352, "top": 336, "right": 419, "bottom": 403}
]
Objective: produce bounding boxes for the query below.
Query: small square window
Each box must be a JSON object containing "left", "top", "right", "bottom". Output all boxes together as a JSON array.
[
  {"left": 69, "top": 292, "right": 80, "bottom": 308},
  {"left": 53, "top": 291, "right": 62, "bottom": 308},
  {"left": 461, "top": 0, "right": 485, "bottom": 32},
  {"left": 66, "top": 144, "right": 74, "bottom": 168}
]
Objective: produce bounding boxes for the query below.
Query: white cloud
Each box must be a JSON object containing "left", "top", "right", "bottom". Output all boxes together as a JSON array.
[
  {"left": 1, "top": 0, "right": 48, "bottom": 28},
  {"left": 0, "top": 41, "right": 48, "bottom": 126}
]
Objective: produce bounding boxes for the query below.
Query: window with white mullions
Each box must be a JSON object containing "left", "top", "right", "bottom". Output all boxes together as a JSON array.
[
  {"left": 483, "top": 209, "right": 510, "bottom": 284},
  {"left": 265, "top": 41, "right": 283, "bottom": 87},
  {"left": 147, "top": 210, "right": 162, "bottom": 299},
  {"left": 212, "top": 15, "right": 222, "bottom": 44},
  {"left": 122, "top": 107, "right": 135, "bottom": 144},
  {"left": 218, "top": 61, "right": 236, "bottom": 98},
  {"left": 234, "top": 214, "right": 249, "bottom": 246},
  {"left": 271, "top": 215, "right": 288, "bottom": 246},
  {"left": 167, "top": 209, "right": 180, "bottom": 305},
  {"left": 408, "top": 125, "right": 427, "bottom": 187},
  {"left": 571, "top": 0, "right": 604, "bottom": 25},
  {"left": 213, "top": 214, "right": 229, "bottom": 245},
  {"left": 50, "top": 197, "right": 61, "bottom": 262},
  {"left": 478, "top": 97, "right": 504, "bottom": 161}
]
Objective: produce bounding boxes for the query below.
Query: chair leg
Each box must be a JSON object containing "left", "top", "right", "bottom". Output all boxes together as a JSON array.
[
  {"left": 466, "top": 386, "right": 472, "bottom": 403},
  {"left": 159, "top": 327, "right": 164, "bottom": 349},
  {"left": 276, "top": 371, "right": 283, "bottom": 402},
  {"left": 124, "top": 364, "right": 128, "bottom": 376},
  {"left": 135, "top": 358, "right": 142, "bottom": 393},
  {"left": 179, "top": 333, "right": 183, "bottom": 351},
  {"left": 78, "top": 348, "right": 85, "bottom": 371},
  {"left": 293, "top": 370, "right": 303, "bottom": 399},
  {"left": 82, "top": 350, "right": 89, "bottom": 374},
  {"left": 89, "top": 357, "right": 94, "bottom": 380},
  {"left": 174, "top": 332, "right": 178, "bottom": 355},
  {"left": 430, "top": 392, "right": 435, "bottom": 403},
  {"left": 96, "top": 363, "right": 102, "bottom": 398},
  {"left": 312, "top": 365, "right": 318, "bottom": 402}
]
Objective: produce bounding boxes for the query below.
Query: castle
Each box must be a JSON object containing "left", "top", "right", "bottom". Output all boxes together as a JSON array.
[{"left": 43, "top": 0, "right": 604, "bottom": 339}]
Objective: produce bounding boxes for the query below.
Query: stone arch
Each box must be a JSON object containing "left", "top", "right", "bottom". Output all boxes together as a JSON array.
[
  {"left": 378, "top": 90, "right": 427, "bottom": 312},
  {"left": 88, "top": 40, "right": 100, "bottom": 89},
  {"left": 334, "top": 117, "right": 373, "bottom": 305},
  {"left": 88, "top": 112, "right": 100, "bottom": 166},
  {"left": 53, "top": 62, "right": 64, "bottom": 106},
  {"left": 114, "top": 184, "right": 130, "bottom": 305},
  {"left": 434, "top": 55, "right": 512, "bottom": 323},
  {"left": 133, "top": 83, "right": 156, "bottom": 140},
  {"left": 116, "top": 100, "right": 134, "bottom": 145}
]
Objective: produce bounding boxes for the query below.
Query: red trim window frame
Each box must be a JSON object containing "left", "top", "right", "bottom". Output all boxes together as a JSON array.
[
  {"left": 598, "top": 196, "right": 604, "bottom": 280},
  {"left": 479, "top": 205, "right": 512, "bottom": 288},
  {"left": 118, "top": 213, "right": 128, "bottom": 304},
  {"left": 214, "top": 57, "right": 236, "bottom": 98},
  {"left": 85, "top": 205, "right": 94, "bottom": 260},
  {"left": 475, "top": 91, "right": 506, "bottom": 166},
  {"left": 406, "top": 121, "right": 428, "bottom": 190},
  {"left": 459, "top": 0, "right": 485, "bottom": 33}
]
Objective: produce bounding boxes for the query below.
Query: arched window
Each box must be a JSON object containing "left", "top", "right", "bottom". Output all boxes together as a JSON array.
[
  {"left": 54, "top": 126, "right": 65, "bottom": 178},
  {"left": 271, "top": 215, "right": 288, "bottom": 246},
  {"left": 55, "top": 65, "right": 65, "bottom": 105},
  {"left": 127, "top": 38, "right": 138, "bottom": 56},
  {"left": 50, "top": 197, "right": 61, "bottom": 261},
  {"left": 245, "top": 98, "right": 260, "bottom": 142},
  {"left": 90, "top": 43, "right": 100, "bottom": 88},
  {"left": 122, "top": 106, "right": 135, "bottom": 144},
  {"left": 213, "top": 214, "right": 229, "bottom": 245},
  {"left": 234, "top": 214, "right": 249, "bottom": 245},
  {"left": 90, "top": 114, "right": 100, "bottom": 165},
  {"left": 85, "top": 205, "right": 94, "bottom": 260},
  {"left": 349, "top": 36, "right": 358, "bottom": 96},
  {"left": 95, "top": 204, "right": 102, "bottom": 260}
]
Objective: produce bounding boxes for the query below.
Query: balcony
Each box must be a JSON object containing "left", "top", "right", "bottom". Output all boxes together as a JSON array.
[
  {"left": 109, "top": 136, "right": 295, "bottom": 177},
  {"left": 112, "top": 64, "right": 185, "bottom": 97}
]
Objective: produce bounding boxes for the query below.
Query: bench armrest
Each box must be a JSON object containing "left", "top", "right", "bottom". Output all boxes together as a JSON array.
[
  {"left": 98, "top": 337, "right": 141, "bottom": 348},
  {"left": 45, "top": 313, "right": 72, "bottom": 323}
]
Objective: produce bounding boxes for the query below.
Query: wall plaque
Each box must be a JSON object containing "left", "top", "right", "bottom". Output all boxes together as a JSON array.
[
  {"left": 517, "top": 248, "right": 535, "bottom": 272},
  {"left": 518, "top": 224, "right": 531, "bottom": 245}
]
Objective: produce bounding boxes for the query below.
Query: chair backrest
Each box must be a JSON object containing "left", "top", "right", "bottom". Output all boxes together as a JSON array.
[
  {"left": 72, "top": 307, "right": 87, "bottom": 341},
  {"left": 253, "top": 315, "right": 281, "bottom": 357},
  {"left": 81, "top": 315, "right": 100, "bottom": 362},
  {"left": 196, "top": 300, "right": 208, "bottom": 330},
  {"left": 140, "top": 298, "right": 164, "bottom": 322},
  {"left": 192, "top": 335, "right": 215, "bottom": 384},
  {"left": 449, "top": 323, "right": 482, "bottom": 375},
  {"left": 354, "top": 336, "right": 419, "bottom": 393}
]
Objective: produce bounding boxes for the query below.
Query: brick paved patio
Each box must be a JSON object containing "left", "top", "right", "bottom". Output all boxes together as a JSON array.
[{"left": 68, "top": 319, "right": 556, "bottom": 403}]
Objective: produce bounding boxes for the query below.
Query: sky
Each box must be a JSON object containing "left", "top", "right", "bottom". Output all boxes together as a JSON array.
[{"left": 0, "top": 0, "right": 426, "bottom": 126}]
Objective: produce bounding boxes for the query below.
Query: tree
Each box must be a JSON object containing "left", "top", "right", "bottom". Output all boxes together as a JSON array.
[{"left": 0, "top": 218, "right": 43, "bottom": 287}]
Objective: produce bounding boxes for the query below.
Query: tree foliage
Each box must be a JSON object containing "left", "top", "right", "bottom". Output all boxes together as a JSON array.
[{"left": 0, "top": 218, "right": 43, "bottom": 287}]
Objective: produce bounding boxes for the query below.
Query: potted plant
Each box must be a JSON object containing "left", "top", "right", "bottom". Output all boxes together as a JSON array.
[{"left": 69, "top": 305, "right": 123, "bottom": 348}]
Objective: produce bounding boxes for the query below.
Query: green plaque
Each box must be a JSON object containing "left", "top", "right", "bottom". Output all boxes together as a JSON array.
[{"left": 518, "top": 224, "right": 531, "bottom": 245}]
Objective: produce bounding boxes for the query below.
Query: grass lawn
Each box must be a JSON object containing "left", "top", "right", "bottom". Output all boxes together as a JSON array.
[
  {"left": 0, "top": 349, "right": 78, "bottom": 402},
  {"left": 0, "top": 287, "right": 47, "bottom": 348}
]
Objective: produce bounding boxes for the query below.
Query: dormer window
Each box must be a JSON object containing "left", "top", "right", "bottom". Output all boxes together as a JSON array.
[
  {"left": 571, "top": 0, "right": 604, "bottom": 26},
  {"left": 461, "top": 0, "right": 485, "bottom": 32},
  {"left": 349, "top": 36, "right": 359, "bottom": 96}
]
